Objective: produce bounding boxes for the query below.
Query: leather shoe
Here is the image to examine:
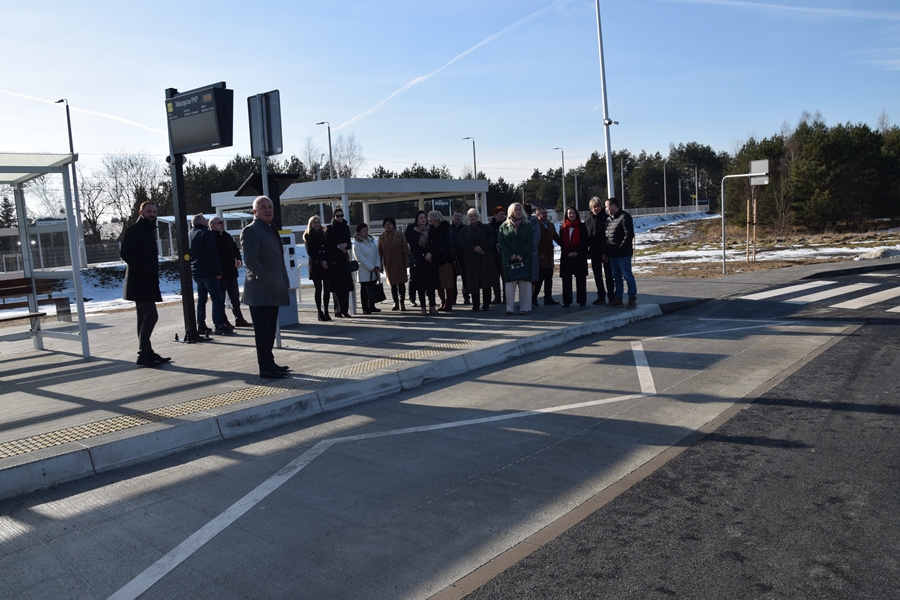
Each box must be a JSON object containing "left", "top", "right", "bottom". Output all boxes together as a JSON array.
[
  {"left": 274, "top": 364, "right": 291, "bottom": 372},
  {"left": 592, "top": 298, "right": 605, "bottom": 305},
  {"left": 544, "top": 298, "right": 560, "bottom": 305},
  {"left": 607, "top": 297, "right": 624, "bottom": 307},
  {"left": 136, "top": 355, "right": 162, "bottom": 367},
  {"left": 151, "top": 353, "right": 172, "bottom": 363},
  {"left": 234, "top": 318, "right": 252, "bottom": 327},
  {"left": 259, "top": 369, "right": 288, "bottom": 379}
]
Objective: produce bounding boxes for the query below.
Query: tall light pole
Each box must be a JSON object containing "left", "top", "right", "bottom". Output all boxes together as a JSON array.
[
  {"left": 55, "top": 98, "right": 86, "bottom": 265},
  {"left": 462, "top": 137, "right": 477, "bottom": 179},
  {"left": 316, "top": 121, "right": 334, "bottom": 179},
  {"left": 553, "top": 147, "right": 566, "bottom": 209},
  {"left": 662, "top": 158, "right": 668, "bottom": 211},
  {"left": 595, "top": 1, "right": 616, "bottom": 197}
]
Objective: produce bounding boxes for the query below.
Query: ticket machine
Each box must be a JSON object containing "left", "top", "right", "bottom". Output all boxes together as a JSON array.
[{"left": 278, "top": 230, "right": 299, "bottom": 326}]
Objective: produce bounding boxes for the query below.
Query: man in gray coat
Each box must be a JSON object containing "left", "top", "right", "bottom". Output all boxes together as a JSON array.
[{"left": 241, "top": 196, "right": 291, "bottom": 378}]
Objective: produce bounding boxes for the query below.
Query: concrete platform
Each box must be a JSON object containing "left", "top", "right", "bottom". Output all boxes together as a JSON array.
[{"left": 1, "top": 257, "right": 896, "bottom": 501}]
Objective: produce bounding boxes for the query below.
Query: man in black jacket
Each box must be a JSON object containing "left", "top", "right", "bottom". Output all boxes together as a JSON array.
[
  {"left": 210, "top": 217, "right": 251, "bottom": 328},
  {"left": 189, "top": 214, "right": 228, "bottom": 335},
  {"left": 603, "top": 197, "right": 637, "bottom": 308},
  {"left": 585, "top": 196, "right": 615, "bottom": 305},
  {"left": 120, "top": 201, "right": 169, "bottom": 367}
]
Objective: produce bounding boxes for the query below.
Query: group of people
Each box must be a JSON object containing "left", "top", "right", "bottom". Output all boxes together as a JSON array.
[
  {"left": 300, "top": 196, "right": 638, "bottom": 318},
  {"left": 121, "top": 194, "right": 637, "bottom": 376}
]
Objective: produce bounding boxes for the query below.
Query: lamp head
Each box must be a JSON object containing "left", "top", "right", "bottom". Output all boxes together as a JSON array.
[{"left": 55, "top": 99, "right": 66, "bottom": 105}]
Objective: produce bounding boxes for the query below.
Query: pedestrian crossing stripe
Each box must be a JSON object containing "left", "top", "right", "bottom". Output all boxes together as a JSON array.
[
  {"left": 830, "top": 286, "right": 900, "bottom": 309},
  {"left": 861, "top": 273, "right": 900, "bottom": 277},
  {"left": 738, "top": 281, "right": 835, "bottom": 301},
  {"left": 782, "top": 282, "right": 878, "bottom": 305}
]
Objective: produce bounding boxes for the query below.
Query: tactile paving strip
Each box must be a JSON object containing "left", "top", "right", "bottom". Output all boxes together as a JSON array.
[{"left": 0, "top": 330, "right": 531, "bottom": 460}]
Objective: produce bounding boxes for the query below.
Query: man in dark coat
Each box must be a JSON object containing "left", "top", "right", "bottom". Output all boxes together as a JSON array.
[
  {"left": 532, "top": 206, "right": 559, "bottom": 305},
  {"left": 189, "top": 214, "right": 228, "bottom": 335},
  {"left": 120, "top": 201, "right": 168, "bottom": 367},
  {"left": 448, "top": 210, "right": 470, "bottom": 305},
  {"left": 604, "top": 197, "right": 637, "bottom": 308},
  {"left": 241, "top": 196, "right": 291, "bottom": 378},
  {"left": 585, "top": 196, "right": 615, "bottom": 305},
  {"left": 210, "top": 216, "right": 251, "bottom": 328}
]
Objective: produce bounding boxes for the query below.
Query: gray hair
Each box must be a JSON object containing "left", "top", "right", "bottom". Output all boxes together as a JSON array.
[
  {"left": 191, "top": 213, "right": 207, "bottom": 227},
  {"left": 466, "top": 208, "right": 480, "bottom": 220},
  {"left": 427, "top": 210, "right": 443, "bottom": 223}
]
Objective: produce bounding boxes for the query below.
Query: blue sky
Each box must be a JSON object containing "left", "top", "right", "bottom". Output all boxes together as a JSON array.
[{"left": 1, "top": 0, "right": 898, "bottom": 185}]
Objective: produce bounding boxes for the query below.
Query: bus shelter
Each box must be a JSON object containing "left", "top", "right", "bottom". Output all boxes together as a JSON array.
[{"left": 0, "top": 153, "right": 90, "bottom": 358}]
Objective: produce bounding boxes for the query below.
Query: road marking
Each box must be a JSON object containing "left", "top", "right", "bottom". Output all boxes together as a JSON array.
[
  {"left": 738, "top": 281, "right": 834, "bottom": 300},
  {"left": 631, "top": 341, "right": 657, "bottom": 394},
  {"left": 887, "top": 306, "right": 900, "bottom": 313},
  {"left": 782, "top": 283, "right": 878, "bottom": 304},
  {"left": 861, "top": 273, "right": 899, "bottom": 277},
  {"left": 108, "top": 391, "right": 648, "bottom": 600},
  {"left": 830, "top": 286, "right": 900, "bottom": 309}
]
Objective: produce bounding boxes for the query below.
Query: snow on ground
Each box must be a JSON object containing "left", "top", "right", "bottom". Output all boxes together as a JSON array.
[{"left": 2, "top": 211, "right": 897, "bottom": 318}]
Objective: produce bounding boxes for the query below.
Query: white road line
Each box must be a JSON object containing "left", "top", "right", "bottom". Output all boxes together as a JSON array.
[
  {"left": 644, "top": 322, "right": 796, "bottom": 342},
  {"left": 108, "top": 392, "right": 648, "bottom": 600},
  {"left": 782, "top": 283, "right": 879, "bottom": 305},
  {"left": 887, "top": 306, "right": 900, "bottom": 313},
  {"left": 830, "top": 286, "right": 900, "bottom": 309},
  {"left": 738, "top": 281, "right": 835, "bottom": 301},
  {"left": 631, "top": 341, "right": 657, "bottom": 394},
  {"left": 861, "top": 273, "right": 899, "bottom": 277}
]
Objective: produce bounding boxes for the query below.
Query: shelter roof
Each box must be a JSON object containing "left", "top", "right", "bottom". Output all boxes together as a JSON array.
[
  {"left": 0, "top": 153, "right": 76, "bottom": 186},
  {"left": 211, "top": 178, "right": 488, "bottom": 210}
]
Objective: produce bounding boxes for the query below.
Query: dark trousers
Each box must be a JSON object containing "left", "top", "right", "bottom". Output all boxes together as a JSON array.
[
  {"left": 560, "top": 260, "right": 587, "bottom": 306},
  {"left": 221, "top": 277, "right": 245, "bottom": 321},
  {"left": 249, "top": 305, "right": 279, "bottom": 370},
  {"left": 134, "top": 301, "right": 158, "bottom": 356},
  {"left": 452, "top": 256, "right": 469, "bottom": 303},
  {"left": 360, "top": 282, "right": 376, "bottom": 312},
  {"left": 313, "top": 279, "right": 331, "bottom": 314},
  {"left": 591, "top": 257, "right": 615, "bottom": 302},
  {"left": 533, "top": 267, "right": 554, "bottom": 301},
  {"left": 391, "top": 283, "right": 406, "bottom": 305},
  {"left": 332, "top": 290, "right": 350, "bottom": 315}
]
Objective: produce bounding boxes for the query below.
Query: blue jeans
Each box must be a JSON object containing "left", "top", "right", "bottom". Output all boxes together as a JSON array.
[
  {"left": 195, "top": 276, "right": 225, "bottom": 328},
  {"left": 609, "top": 256, "right": 637, "bottom": 300}
]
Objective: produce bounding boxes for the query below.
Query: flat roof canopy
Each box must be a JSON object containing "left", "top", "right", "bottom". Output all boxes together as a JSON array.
[
  {"left": 0, "top": 153, "right": 76, "bottom": 186},
  {"left": 211, "top": 177, "right": 489, "bottom": 210}
]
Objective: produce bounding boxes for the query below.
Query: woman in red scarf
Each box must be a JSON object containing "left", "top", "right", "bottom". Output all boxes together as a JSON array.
[{"left": 556, "top": 206, "right": 589, "bottom": 307}]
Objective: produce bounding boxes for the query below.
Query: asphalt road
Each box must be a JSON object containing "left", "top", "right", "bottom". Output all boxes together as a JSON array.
[
  {"left": 464, "top": 270, "right": 900, "bottom": 599},
  {"left": 1, "top": 270, "right": 898, "bottom": 599}
]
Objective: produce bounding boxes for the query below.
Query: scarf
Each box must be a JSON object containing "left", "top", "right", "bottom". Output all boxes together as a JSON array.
[
  {"left": 562, "top": 218, "right": 580, "bottom": 252},
  {"left": 414, "top": 224, "right": 429, "bottom": 248}
]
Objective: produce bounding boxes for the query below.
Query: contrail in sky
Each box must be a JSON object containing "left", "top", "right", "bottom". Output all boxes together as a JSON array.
[
  {"left": 0, "top": 89, "right": 166, "bottom": 134},
  {"left": 663, "top": 0, "right": 900, "bottom": 21},
  {"left": 334, "top": 0, "right": 570, "bottom": 132}
]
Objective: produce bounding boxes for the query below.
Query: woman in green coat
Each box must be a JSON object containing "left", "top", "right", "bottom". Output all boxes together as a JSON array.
[{"left": 498, "top": 202, "right": 534, "bottom": 315}]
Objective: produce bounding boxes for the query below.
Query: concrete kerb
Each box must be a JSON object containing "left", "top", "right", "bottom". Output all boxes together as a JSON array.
[{"left": 0, "top": 304, "right": 663, "bottom": 500}]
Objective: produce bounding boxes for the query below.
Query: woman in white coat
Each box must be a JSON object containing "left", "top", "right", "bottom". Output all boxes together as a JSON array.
[{"left": 353, "top": 222, "right": 383, "bottom": 314}]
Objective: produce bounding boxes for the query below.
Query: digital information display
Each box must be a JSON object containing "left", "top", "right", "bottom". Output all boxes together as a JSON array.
[{"left": 166, "top": 84, "right": 233, "bottom": 155}]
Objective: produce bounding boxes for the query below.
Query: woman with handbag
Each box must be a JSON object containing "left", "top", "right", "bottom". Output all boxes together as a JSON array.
[
  {"left": 557, "top": 206, "right": 589, "bottom": 307},
  {"left": 458, "top": 208, "right": 499, "bottom": 312},
  {"left": 378, "top": 217, "right": 410, "bottom": 311},
  {"left": 326, "top": 208, "right": 354, "bottom": 318},
  {"left": 303, "top": 215, "right": 333, "bottom": 321},
  {"left": 498, "top": 202, "right": 534, "bottom": 315},
  {"left": 405, "top": 210, "right": 439, "bottom": 315},
  {"left": 353, "top": 223, "right": 383, "bottom": 314}
]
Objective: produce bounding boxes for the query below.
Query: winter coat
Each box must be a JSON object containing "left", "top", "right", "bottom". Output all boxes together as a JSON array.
[
  {"left": 557, "top": 220, "right": 589, "bottom": 278},
  {"left": 458, "top": 222, "right": 499, "bottom": 290},
  {"left": 498, "top": 218, "right": 534, "bottom": 282},
  {"left": 432, "top": 220, "right": 452, "bottom": 266},
  {"left": 326, "top": 219, "right": 354, "bottom": 293},
  {"left": 215, "top": 230, "right": 241, "bottom": 281},
  {"left": 188, "top": 224, "right": 222, "bottom": 280},
  {"left": 536, "top": 219, "right": 557, "bottom": 270},
  {"left": 604, "top": 210, "right": 634, "bottom": 258},
  {"left": 353, "top": 235, "right": 381, "bottom": 283},
  {"left": 303, "top": 227, "right": 332, "bottom": 281},
  {"left": 584, "top": 211, "right": 608, "bottom": 261},
  {"left": 405, "top": 223, "right": 438, "bottom": 293},
  {"left": 240, "top": 218, "right": 290, "bottom": 307},
  {"left": 528, "top": 214, "right": 541, "bottom": 281},
  {"left": 377, "top": 229, "right": 409, "bottom": 285},
  {"left": 120, "top": 216, "right": 162, "bottom": 303}
]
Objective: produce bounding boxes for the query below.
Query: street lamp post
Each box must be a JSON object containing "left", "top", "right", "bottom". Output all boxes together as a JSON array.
[
  {"left": 55, "top": 98, "right": 86, "bottom": 265},
  {"left": 316, "top": 121, "right": 335, "bottom": 179},
  {"left": 595, "top": 0, "right": 617, "bottom": 197},
  {"left": 691, "top": 164, "right": 699, "bottom": 209},
  {"left": 662, "top": 158, "right": 668, "bottom": 211},
  {"left": 462, "top": 137, "right": 477, "bottom": 179},
  {"left": 552, "top": 148, "right": 566, "bottom": 210}
]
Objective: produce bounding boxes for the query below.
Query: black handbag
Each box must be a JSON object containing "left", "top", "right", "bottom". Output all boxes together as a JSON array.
[
  {"left": 369, "top": 274, "right": 387, "bottom": 304},
  {"left": 348, "top": 260, "right": 360, "bottom": 272}
]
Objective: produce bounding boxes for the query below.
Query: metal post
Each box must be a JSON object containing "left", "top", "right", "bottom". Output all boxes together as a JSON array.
[
  {"left": 595, "top": 0, "right": 616, "bottom": 197},
  {"left": 662, "top": 158, "right": 668, "bottom": 210},
  {"left": 620, "top": 158, "right": 625, "bottom": 209},
  {"left": 56, "top": 99, "right": 87, "bottom": 267},
  {"left": 574, "top": 172, "right": 579, "bottom": 212},
  {"left": 463, "top": 137, "right": 477, "bottom": 179},
  {"left": 317, "top": 122, "right": 335, "bottom": 179},
  {"left": 553, "top": 148, "right": 566, "bottom": 208},
  {"left": 721, "top": 172, "right": 767, "bottom": 274}
]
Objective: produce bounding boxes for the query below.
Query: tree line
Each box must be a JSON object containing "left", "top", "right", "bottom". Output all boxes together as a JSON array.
[{"left": 3, "top": 112, "right": 896, "bottom": 242}]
